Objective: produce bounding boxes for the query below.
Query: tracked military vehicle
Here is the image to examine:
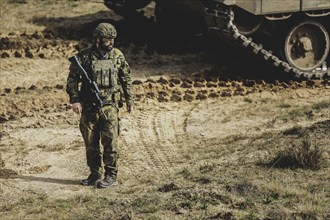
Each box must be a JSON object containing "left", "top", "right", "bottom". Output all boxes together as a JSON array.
[{"left": 104, "top": 0, "right": 330, "bottom": 79}]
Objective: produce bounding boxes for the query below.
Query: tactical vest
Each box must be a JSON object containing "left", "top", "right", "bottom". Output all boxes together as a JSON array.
[
  {"left": 92, "top": 59, "right": 118, "bottom": 96},
  {"left": 83, "top": 50, "right": 121, "bottom": 106}
]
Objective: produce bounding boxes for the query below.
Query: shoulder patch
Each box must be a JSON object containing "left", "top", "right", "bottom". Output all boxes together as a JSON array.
[
  {"left": 77, "top": 48, "right": 92, "bottom": 60},
  {"left": 79, "top": 48, "right": 91, "bottom": 55},
  {"left": 113, "top": 48, "right": 124, "bottom": 58}
]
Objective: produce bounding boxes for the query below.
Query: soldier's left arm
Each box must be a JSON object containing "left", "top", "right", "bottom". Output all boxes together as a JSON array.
[
  {"left": 116, "top": 50, "right": 134, "bottom": 108},
  {"left": 66, "top": 62, "right": 81, "bottom": 104}
]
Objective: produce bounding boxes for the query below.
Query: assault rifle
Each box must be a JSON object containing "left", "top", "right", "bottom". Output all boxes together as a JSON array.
[{"left": 69, "top": 55, "right": 108, "bottom": 120}]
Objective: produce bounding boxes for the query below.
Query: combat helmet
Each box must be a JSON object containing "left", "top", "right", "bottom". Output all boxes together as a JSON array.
[{"left": 93, "top": 23, "right": 117, "bottom": 39}]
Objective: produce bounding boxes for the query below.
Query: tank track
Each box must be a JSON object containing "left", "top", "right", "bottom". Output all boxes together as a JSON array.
[{"left": 214, "top": 7, "right": 329, "bottom": 80}]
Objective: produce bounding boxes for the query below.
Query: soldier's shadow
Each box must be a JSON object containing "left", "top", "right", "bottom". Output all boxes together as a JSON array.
[{"left": 10, "top": 175, "right": 79, "bottom": 186}]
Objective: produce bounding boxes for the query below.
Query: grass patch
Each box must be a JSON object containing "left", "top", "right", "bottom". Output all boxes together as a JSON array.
[
  {"left": 132, "top": 195, "right": 160, "bottom": 214},
  {"left": 36, "top": 143, "right": 66, "bottom": 152},
  {"left": 171, "top": 188, "right": 231, "bottom": 211},
  {"left": 179, "top": 167, "right": 193, "bottom": 179},
  {"left": 279, "top": 100, "right": 330, "bottom": 121},
  {"left": 285, "top": 106, "right": 312, "bottom": 120},
  {"left": 243, "top": 97, "right": 253, "bottom": 103},
  {"left": 199, "top": 163, "right": 216, "bottom": 174},
  {"left": 221, "top": 117, "right": 231, "bottom": 123},
  {"left": 158, "top": 182, "right": 179, "bottom": 193},
  {"left": 266, "top": 137, "right": 326, "bottom": 170},
  {"left": 223, "top": 134, "right": 247, "bottom": 145},
  {"left": 311, "top": 100, "right": 330, "bottom": 110},
  {"left": 0, "top": 194, "right": 133, "bottom": 219},
  {"left": 260, "top": 98, "right": 272, "bottom": 104},
  {"left": 282, "top": 125, "right": 305, "bottom": 137},
  {"left": 278, "top": 102, "right": 291, "bottom": 108}
]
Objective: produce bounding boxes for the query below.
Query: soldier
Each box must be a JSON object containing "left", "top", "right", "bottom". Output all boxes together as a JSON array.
[{"left": 66, "top": 23, "right": 134, "bottom": 188}]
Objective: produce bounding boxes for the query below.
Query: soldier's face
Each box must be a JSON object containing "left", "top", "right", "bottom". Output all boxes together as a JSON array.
[{"left": 100, "top": 37, "right": 114, "bottom": 51}]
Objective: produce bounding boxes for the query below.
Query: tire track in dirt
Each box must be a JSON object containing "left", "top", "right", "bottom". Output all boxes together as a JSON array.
[
  {"left": 138, "top": 110, "right": 171, "bottom": 172},
  {"left": 121, "top": 111, "right": 164, "bottom": 171},
  {"left": 121, "top": 114, "right": 155, "bottom": 170},
  {"left": 153, "top": 109, "right": 181, "bottom": 170},
  {"left": 120, "top": 104, "right": 193, "bottom": 174}
]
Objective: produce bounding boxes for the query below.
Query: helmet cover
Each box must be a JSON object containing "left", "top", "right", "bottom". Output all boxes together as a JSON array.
[{"left": 93, "top": 23, "right": 117, "bottom": 39}]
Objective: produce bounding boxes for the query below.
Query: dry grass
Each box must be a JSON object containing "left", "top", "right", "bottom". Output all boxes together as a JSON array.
[
  {"left": 0, "top": 0, "right": 108, "bottom": 34},
  {"left": 279, "top": 100, "right": 330, "bottom": 121},
  {"left": 267, "top": 137, "right": 326, "bottom": 170}
]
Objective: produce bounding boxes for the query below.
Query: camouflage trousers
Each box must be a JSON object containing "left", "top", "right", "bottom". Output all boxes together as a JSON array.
[{"left": 79, "top": 105, "right": 119, "bottom": 178}]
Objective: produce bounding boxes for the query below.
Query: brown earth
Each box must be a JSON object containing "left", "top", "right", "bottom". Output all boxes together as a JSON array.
[{"left": 0, "top": 1, "right": 329, "bottom": 219}]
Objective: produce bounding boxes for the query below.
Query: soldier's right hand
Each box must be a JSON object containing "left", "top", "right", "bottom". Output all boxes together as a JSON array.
[{"left": 72, "top": 102, "right": 82, "bottom": 114}]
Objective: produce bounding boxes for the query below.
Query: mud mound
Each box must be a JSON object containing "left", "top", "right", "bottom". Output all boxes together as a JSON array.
[
  {"left": 0, "top": 87, "right": 68, "bottom": 123},
  {"left": 1, "top": 74, "right": 328, "bottom": 120},
  {"left": 132, "top": 76, "right": 329, "bottom": 103},
  {"left": 0, "top": 32, "right": 88, "bottom": 59}
]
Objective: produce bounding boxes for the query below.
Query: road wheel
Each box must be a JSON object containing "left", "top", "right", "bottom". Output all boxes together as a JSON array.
[{"left": 284, "top": 20, "right": 329, "bottom": 71}]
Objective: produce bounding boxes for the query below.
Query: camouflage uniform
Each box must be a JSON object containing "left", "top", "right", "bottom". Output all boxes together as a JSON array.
[{"left": 66, "top": 23, "right": 134, "bottom": 182}]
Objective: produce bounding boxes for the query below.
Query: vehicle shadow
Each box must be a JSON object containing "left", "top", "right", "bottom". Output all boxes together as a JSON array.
[
  {"left": 33, "top": 9, "right": 296, "bottom": 82},
  {"left": 33, "top": 9, "right": 188, "bottom": 48}
]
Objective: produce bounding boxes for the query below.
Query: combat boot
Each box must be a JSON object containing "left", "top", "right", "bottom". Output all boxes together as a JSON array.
[
  {"left": 81, "top": 173, "right": 101, "bottom": 186},
  {"left": 96, "top": 175, "right": 118, "bottom": 188}
]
